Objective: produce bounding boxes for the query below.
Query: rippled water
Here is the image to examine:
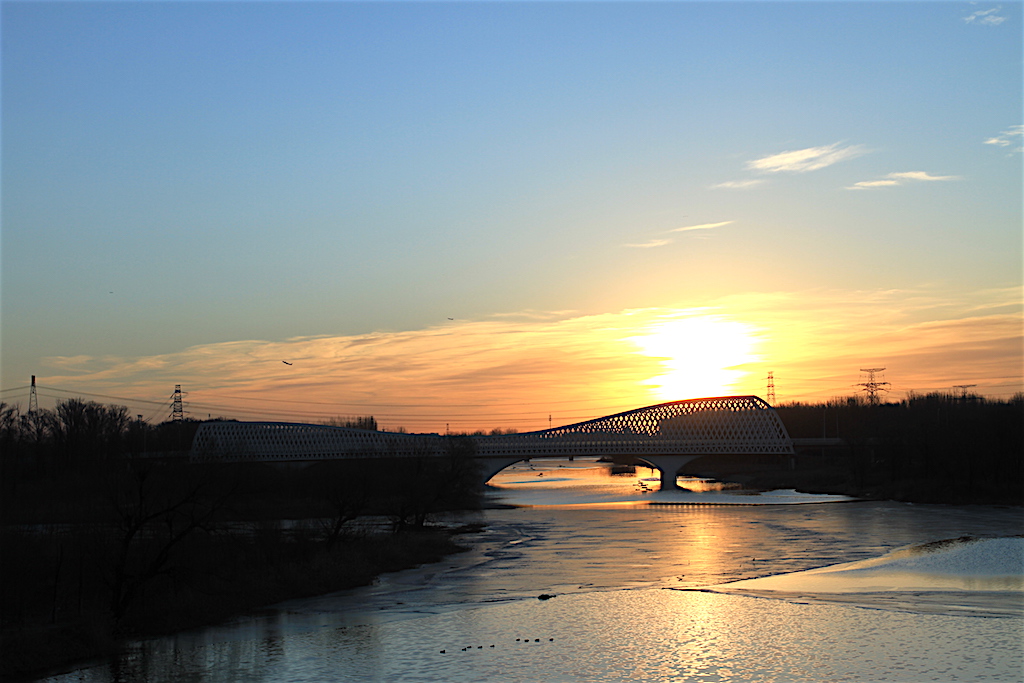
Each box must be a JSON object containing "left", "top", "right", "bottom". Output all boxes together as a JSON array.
[{"left": 41, "top": 460, "right": 1024, "bottom": 682}]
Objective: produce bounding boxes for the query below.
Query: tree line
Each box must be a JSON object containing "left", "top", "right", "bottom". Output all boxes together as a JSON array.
[{"left": 771, "top": 392, "right": 1023, "bottom": 504}]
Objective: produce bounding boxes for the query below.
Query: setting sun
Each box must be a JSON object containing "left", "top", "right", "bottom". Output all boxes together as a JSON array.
[{"left": 628, "top": 316, "right": 760, "bottom": 400}]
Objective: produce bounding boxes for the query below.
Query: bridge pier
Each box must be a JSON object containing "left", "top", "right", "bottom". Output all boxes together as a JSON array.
[
  {"left": 639, "top": 455, "right": 700, "bottom": 491},
  {"left": 475, "top": 456, "right": 528, "bottom": 486}
]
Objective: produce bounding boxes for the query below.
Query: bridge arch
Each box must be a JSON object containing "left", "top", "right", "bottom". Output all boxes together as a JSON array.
[
  {"left": 470, "top": 396, "right": 793, "bottom": 488},
  {"left": 191, "top": 396, "right": 792, "bottom": 490}
]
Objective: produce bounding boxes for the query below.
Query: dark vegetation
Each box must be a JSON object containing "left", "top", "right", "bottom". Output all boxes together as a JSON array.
[
  {"left": 687, "top": 393, "right": 1023, "bottom": 505},
  {"left": 0, "top": 400, "right": 481, "bottom": 682}
]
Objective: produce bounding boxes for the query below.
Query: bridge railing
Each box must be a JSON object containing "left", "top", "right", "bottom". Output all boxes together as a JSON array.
[{"left": 190, "top": 421, "right": 448, "bottom": 462}]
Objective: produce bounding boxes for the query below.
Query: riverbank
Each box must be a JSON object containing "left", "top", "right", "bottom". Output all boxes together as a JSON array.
[
  {"left": 671, "top": 450, "right": 1024, "bottom": 506},
  {"left": 1, "top": 524, "right": 474, "bottom": 682},
  {"left": 731, "top": 462, "right": 1024, "bottom": 506},
  {"left": 0, "top": 456, "right": 484, "bottom": 683}
]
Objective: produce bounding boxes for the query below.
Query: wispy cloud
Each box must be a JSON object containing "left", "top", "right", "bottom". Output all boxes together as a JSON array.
[
  {"left": 711, "top": 179, "right": 765, "bottom": 190},
  {"left": 747, "top": 142, "right": 867, "bottom": 173},
  {"left": 847, "top": 171, "right": 961, "bottom": 190},
  {"left": 983, "top": 124, "right": 1023, "bottom": 151},
  {"left": 850, "top": 179, "right": 900, "bottom": 188},
  {"left": 624, "top": 238, "right": 672, "bottom": 248},
  {"left": 623, "top": 221, "right": 733, "bottom": 248},
  {"left": 964, "top": 7, "right": 1007, "bottom": 25},
  {"left": 670, "top": 221, "right": 733, "bottom": 233},
  {"left": 886, "top": 171, "right": 960, "bottom": 181}
]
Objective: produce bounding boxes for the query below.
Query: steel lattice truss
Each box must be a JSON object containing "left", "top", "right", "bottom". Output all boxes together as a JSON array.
[
  {"left": 476, "top": 396, "right": 792, "bottom": 458},
  {"left": 191, "top": 396, "right": 792, "bottom": 463},
  {"left": 191, "top": 421, "right": 447, "bottom": 462}
]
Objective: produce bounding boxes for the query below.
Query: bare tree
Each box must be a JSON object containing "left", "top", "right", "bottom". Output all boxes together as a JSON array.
[{"left": 103, "top": 462, "right": 227, "bottom": 622}]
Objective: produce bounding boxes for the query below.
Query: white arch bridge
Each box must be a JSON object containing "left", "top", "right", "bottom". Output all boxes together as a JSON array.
[{"left": 191, "top": 396, "right": 793, "bottom": 490}]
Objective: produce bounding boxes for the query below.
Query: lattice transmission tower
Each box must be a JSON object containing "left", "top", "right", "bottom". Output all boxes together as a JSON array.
[
  {"left": 766, "top": 371, "right": 775, "bottom": 406},
  {"left": 28, "top": 375, "right": 38, "bottom": 414},
  {"left": 171, "top": 384, "right": 185, "bottom": 422},
  {"left": 953, "top": 384, "right": 977, "bottom": 401},
  {"left": 857, "top": 368, "right": 890, "bottom": 405}
]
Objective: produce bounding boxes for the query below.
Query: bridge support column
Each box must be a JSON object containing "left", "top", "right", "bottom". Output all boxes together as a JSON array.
[
  {"left": 640, "top": 455, "right": 700, "bottom": 491},
  {"left": 474, "top": 457, "right": 528, "bottom": 486}
]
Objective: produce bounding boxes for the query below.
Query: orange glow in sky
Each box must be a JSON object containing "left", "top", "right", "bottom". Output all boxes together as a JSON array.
[
  {"left": 26, "top": 287, "right": 1021, "bottom": 433},
  {"left": 629, "top": 316, "right": 760, "bottom": 400}
]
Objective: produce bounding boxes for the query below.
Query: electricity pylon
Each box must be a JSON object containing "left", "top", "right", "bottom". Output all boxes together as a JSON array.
[{"left": 858, "top": 368, "right": 890, "bottom": 405}]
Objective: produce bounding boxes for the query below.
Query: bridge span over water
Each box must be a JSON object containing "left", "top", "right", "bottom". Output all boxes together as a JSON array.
[{"left": 190, "top": 396, "right": 794, "bottom": 490}]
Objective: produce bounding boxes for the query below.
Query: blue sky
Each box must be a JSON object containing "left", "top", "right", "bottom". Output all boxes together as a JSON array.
[{"left": 2, "top": 1, "right": 1021, "bottom": 428}]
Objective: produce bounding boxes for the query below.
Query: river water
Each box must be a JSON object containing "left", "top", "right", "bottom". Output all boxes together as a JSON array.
[{"left": 42, "top": 460, "right": 1023, "bottom": 682}]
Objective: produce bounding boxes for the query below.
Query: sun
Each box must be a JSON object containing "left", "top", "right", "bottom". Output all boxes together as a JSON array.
[{"left": 628, "top": 315, "right": 760, "bottom": 400}]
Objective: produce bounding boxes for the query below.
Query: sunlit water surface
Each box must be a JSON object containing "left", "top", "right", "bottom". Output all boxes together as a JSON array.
[{"left": 42, "top": 459, "right": 1024, "bottom": 682}]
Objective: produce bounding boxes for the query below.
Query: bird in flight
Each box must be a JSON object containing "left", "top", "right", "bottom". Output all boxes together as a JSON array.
[
  {"left": 447, "top": 317, "right": 454, "bottom": 320},
  {"left": 282, "top": 361, "right": 293, "bottom": 365}
]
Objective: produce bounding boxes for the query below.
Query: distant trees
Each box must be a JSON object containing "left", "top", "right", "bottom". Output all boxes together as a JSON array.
[
  {"left": 775, "top": 393, "right": 1024, "bottom": 503},
  {"left": 1, "top": 398, "right": 130, "bottom": 462},
  {"left": 0, "top": 399, "right": 209, "bottom": 468},
  {"left": 321, "top": 415, "right": 378, "bottom": 431},
  {"left": 52, "top": 398, "right": 131, "bottom": 462}
]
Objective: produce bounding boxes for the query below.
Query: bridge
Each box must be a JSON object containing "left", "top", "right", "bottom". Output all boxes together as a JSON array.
[{"left": 190, "top": 395, "right": 794, "bottom": 490}]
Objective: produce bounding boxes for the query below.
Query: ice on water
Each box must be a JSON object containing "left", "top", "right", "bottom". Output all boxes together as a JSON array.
[
  {"left": 493, "top": 459, "right": 1024, "bottom": 618},
  {"left": 488, "top": 458, "right": 856, "bottom": 507},
  {"left": 716, "top": 536, "right": 1023, "bottom": 592}
]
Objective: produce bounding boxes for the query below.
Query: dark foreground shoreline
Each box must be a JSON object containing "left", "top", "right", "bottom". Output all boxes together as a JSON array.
[
  {"left": 0, "top": 453, "right": 485, "bottom": 683},
  {"left": 1, "top": 524, "right": 474, "bottom": 682}
]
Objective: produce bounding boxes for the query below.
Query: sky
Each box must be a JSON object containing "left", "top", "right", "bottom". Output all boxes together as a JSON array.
[{"left": 2, "top": 1, "right": 1021, "bottom": 432}]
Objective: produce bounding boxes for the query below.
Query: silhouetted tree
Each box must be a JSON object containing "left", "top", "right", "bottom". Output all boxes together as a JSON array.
[
  {"left": 304, "top": 461, "right": 372, "bottom": 550},
  {"left": 388, "top": 437, "right": 481, "bottom": 529},
  {"left": 103, "top": 462, "right": 227, "bottom": 622}
]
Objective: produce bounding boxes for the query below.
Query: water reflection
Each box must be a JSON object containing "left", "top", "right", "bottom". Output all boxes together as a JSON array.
[
  {"left": 488, "top": 458, "right": 855, "bottom": 508},
  {"left": 40, "top": 460, "right": 1023, "bottom": 683}
]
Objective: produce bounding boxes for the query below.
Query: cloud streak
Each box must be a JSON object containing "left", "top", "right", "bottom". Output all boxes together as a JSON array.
[
  {"left": 964, "top": 7, "right": 1007, "bottom": 25},
  {"left": 747, "top": 142, "right": 867, "bottom": 173},
  {"left": 847, "top": 171, "right": 961, "bottom": 190},
  {"left": 624, "top": 238, "right": 672, "bottom": 249},
  {"left": 984, "top": 124, "right": 1023, "bottom": 151},
  {"left": 711, "top": 179, "right": 765, "bottom": 190},
  {"left": 670, "top": 221, "right": 733, "bottom": 233},
  {"left": 623, "top": 221, "right": 733, "bottom": 248}
]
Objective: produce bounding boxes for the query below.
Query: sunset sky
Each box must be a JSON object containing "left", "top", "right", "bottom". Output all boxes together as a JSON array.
[{"left": 2, "top": 1, "right": 1021, "bottom": 432}]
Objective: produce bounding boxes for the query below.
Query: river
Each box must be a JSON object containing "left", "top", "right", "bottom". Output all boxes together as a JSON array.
[{"left": 40, "top": 459, "right": 1023, "bottom": 682}]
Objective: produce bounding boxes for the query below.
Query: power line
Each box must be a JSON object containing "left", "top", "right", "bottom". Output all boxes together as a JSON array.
[
  {"left": 28, "top": 383, "right": 640, "bottom": 421},
  {"left": 25, "top": 383, "right": 623, "bottom": 411},
  {"left": 183, "top": 392, "right": 621, "bottom": 409},
  {"left": 34, "top": 385, "right": 173, "bottom": 406}
]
